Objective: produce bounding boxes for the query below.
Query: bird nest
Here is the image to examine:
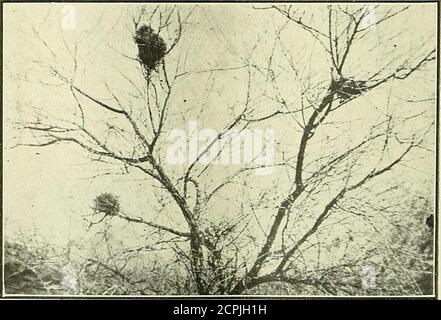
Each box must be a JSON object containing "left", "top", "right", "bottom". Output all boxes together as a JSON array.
[
  {"left": 135, "top": 25, "right": 167, "bottom": 73},
  {"left": 93, "top": 193, "right": 120, "bottom": 216},
  {"left": 330, "top": 77, "right": 368, "bottom": 100}
]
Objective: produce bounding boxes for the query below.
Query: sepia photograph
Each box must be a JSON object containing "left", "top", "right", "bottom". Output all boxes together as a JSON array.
[{"left": 1, "top": 1, "right": 438, "bottom": 298}]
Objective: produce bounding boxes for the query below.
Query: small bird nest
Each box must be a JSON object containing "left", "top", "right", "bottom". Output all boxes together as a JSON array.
[
  {"left": 134, "top": 25, "right": 167, "bottom": 73},
  {"left": 330, "top": 77, "right": 367, "bottom": 100},
  {"left": 93, "top": 193, "right": 120, "bottom": 216}
]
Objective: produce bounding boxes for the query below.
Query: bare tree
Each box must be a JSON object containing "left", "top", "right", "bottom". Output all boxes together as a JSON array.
[{"left": 6, "top": 3, "right": 435, "bottom": 295}]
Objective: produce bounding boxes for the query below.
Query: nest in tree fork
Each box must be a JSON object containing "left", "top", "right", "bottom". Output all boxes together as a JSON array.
[
  {"left": 135, "top": 25, "right": 167, "bottom": 73},
  {"left": 93, "top": 193, "right": 120, "bottom": 216},
  {"left": 330, "top": 77, "right": 368, "bottom": 100}
]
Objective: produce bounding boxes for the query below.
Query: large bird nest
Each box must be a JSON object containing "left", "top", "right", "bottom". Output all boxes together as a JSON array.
[
  {"left": 330, "top": 77, "right": 368, "bottom": 100},
  {"left": 93, "top": 193, "right": 120, "bottom": 216},
  {"left": 135, "top": 25, "right": 167, "bottom": 73}
]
